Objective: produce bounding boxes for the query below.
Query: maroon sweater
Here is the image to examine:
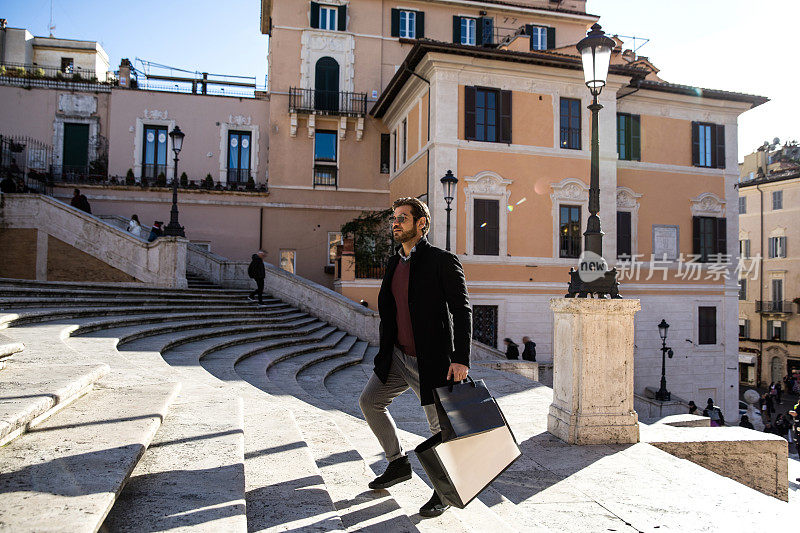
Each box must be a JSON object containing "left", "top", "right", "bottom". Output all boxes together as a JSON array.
[{"left": 391, "top": 259, "right": 416, "bottom": 356}]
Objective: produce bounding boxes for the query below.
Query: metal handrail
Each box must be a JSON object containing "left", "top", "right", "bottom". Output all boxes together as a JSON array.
[{"left": 755, "top": 300, "right": 794, "bottom": 313}]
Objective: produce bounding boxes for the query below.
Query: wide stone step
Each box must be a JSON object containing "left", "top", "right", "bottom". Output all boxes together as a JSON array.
[
  {"left": 0, "top": 363, "right": 109, "bottom": 446},
  {"left": 0, "top": 295, "right": 277, "bottom": 309},
  {"left": 296, "top": 341, "right": 371, "bottom": 415},
  {"left": 235, "top": 350, "right": 415, "bottom": 531},
  {"left": 0, "top": 302, "right": 288, "bottom": 327},
  {"left": 78, "top": 311, "right": 308, "bottom": 347},
  {"left": 68, "top": 307, "right": 297, "bottom": 337},
  {"left": 0, "top": 381, "right": 180, "bottom": 533},
  {"left": 102, "top": 387, "right": 247, "bottom": 532},
  {"left": 0, "top": 279, "right": 253, "bottom": 298},
  {"left": 266, "top": 334, "right": 357, "bottom": 389},
  {"left": 0, "top": 334, "right": 24, "bottom": 370}
]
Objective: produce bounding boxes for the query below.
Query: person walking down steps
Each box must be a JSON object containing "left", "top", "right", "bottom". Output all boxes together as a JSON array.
[
  {"left": 359, "top": 197, "right": 472, "bottom": 518},
  {"left": 247, "top": 250, "right": 266, "bottom": 305}
]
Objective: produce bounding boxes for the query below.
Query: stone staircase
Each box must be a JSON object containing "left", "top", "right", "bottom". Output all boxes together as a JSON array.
[{"left": 0, "top": 278, "right": 796, "bottom": 532}]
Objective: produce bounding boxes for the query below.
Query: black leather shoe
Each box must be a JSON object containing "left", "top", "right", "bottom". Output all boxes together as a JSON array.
[
  {"left": 368, "top": 456, "right": 412, "bottom": 489},
  {"left": 419, "top": 490, "right": 450, "bottom": 518}
]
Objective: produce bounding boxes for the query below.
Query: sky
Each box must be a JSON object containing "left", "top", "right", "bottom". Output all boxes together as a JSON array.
[{"left": 3, "top": 0, "right": 796, "bottom": 160}]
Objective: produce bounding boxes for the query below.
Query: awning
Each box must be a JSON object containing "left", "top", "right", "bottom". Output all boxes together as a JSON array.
[{"left": 739, "top": 353, "right": 757, "bottom": 365}]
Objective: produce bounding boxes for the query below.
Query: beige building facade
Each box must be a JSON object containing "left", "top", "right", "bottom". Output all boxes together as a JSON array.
[{"left": 738, "top": 168, "right": 800, "bottom": 386}]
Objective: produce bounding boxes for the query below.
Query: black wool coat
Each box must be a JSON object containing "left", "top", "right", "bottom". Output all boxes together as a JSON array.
[{"left": 374, "top": 238, "right": 472, "bottom": 405}]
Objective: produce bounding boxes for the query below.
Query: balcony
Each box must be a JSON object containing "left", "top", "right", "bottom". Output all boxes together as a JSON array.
[
  {"left": 755, "top": 300, "right": 794, "bottom": 314},
  {"left": 226, "top": 168, "right": 252, "bottom": 184},
  {"left": 289, "top": 87, "right": 367, "bottom": 117},
  {"left": 0, "top": 61, "right": 113, "bottom": 92}
]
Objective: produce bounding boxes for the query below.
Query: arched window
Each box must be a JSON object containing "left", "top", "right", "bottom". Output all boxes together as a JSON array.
[{"left": 315, "top": 57, "right": 340, "bottom": 112}]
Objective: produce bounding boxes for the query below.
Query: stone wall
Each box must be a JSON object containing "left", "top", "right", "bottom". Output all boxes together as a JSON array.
[
  {"left": 46, "top": 235, "right": 138, "bottom": 282},
  {"left": 0, "top": 228, "right": 37, "bottom": 280}
]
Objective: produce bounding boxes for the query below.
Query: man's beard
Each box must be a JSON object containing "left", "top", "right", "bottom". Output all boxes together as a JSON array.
[{"left": 393, "top": 226, "right": 419, "bottom": 244}]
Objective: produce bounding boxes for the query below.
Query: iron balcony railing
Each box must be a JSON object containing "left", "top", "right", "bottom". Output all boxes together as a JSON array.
[
  {"left": 289, "top": 87, "right": 367, "bottom": 117},
  {"left": 227, "top": 168, "right": 252, "bottom": 183},
  {"left": 313, "top": 165, "right": 337, "bottom": 187},
  {"left": 755, "top": 300, "right": 794, "bottom": 314}
]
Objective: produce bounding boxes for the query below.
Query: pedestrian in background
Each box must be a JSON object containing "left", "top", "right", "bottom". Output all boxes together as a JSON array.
[
  {"left": 521, "top": 336, "right": 536, "bottom": 362},
  {"left": 70, "top": 188, "right": 91, "bottom": 214},
  {"left": 739, "top": 415, "right": 754, "bottom": 429},
  {"left": 127, "top": 214, "right": 142, "bottom": 238},
  {"left": 247, "top": 250, "right": 267, "bottom": 305},
  {"left": 503, "top": 338, "right": 519, "bottom": 360},
  {"left": 147, "top": 221, "right": 163, "bottom": 242},
  {"left": 703, "top": 398, "right": 724, "bottom": 427},
  {"left": 688, "top": 401, "right": 698, "bottom": 415}
]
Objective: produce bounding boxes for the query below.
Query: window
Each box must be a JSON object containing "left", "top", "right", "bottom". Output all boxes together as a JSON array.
[
  {"left": 280, "top": 250, "right": 296, "bottom": 274},
  {"left": 768, "top": 236, "right": 786, "bottom": 258},
  {"left": 473, "top": 305, "right": 499, "bottom": 348},
  {"left": 391, "top": 130, "right": 397, "bottom": 172},
  {"left": 328, "top": 232, "right": 343, "bottom": 265},
  {"left": 617, "top": 211, "right": 632, "bottom": 258},
  {"left": 464, "top": 87, "right": 511, "bottom": 143},
  {"left": 767, "top": 320, "right": 786, "bottom": 341},
  {"left": 391, "top": 9, "right": 425, "bottom": 39},
  {"left": 474, "top": 199, "right": 500, "bottom": 255},
  {"left": 739, "top": 278, "right": 746, "bottom": 300},
  {"left": 692, "top": 216, "right": 726, "bottom": 262},
  {"left": 617, "top": 113, "right": 641, "bottom": 161},
  {"left": 310, "top": 2, "right": 346, "bottom": 31},
  {"left": 698, "top": 306, "right": 717, "bottom": 345},
  {"left": 559, "top": 205, "right": 581, "bottom": 258},
  {"left": 313, "top": 130, "right": 337, "bottom": 187},
  {"left": 525, "top": 24, "right": 554, "bottom": 50},
  {"left": 142, "top": 125, "right": 168, "bottom": 179},
  {"left": 462, "top": 17, "right": 476, "bottom": 45},
  {"left": 772, "top": 190, "right": 783, "bottom": 210},
  {"left": 227, "top": 131, "right": 251, "bottom": 183},
  {"left": 401, "top": 119, "right": 407, "bottom": 164},
  {"left": 691, "top": 121, "right": 725, "bottom": 168},
  {"left": 739, "top": 318, "right": 750, "bottom": 338},
  {"left": 380, "top": 133, "right": 390, "bottom": 174},
  {"left": 738, "top": 196, "right": 746, "bottom": 214},
  {"left": 560, "top": 98, "right": 581, "bottom": 150},
  {"left": 739, "top": 239, "right": 751, "bottom": 258},
  {"left": 60, "top": 57, "right": 74, "bottom": 74}
]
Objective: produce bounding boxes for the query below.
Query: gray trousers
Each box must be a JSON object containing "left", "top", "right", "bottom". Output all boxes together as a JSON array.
[{"left": 359, "top": 347, "right": 441, "bottom": 462}]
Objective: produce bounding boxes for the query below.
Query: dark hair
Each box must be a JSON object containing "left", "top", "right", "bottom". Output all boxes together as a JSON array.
[
  {"left": 392, "top": 197, "right": 431, "bottom": 235},
  {"left": 131, "top": 214, "right": 140, "bottom": 222},
  {"left": 73, "top": 188, "right": 80, "bottom": 194}
]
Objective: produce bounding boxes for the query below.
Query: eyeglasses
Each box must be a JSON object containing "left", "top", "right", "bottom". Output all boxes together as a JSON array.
[{"left": 389, "top": 215, "right": 412, "bottom": 225}]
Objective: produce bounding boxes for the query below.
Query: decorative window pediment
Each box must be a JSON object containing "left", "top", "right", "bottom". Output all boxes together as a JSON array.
[{"left": 690, "top": 192, "right": 726, "bottom": 217}]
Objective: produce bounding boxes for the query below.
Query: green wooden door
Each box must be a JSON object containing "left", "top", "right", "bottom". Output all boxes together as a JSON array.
[{"left": 63, "top": 123, "right": 89, "bottom": 170}]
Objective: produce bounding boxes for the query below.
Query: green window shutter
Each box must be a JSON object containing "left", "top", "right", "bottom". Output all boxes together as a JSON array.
[
  {"left": 310, "top": 2, "right": 320, "bottom": 29},
  {"left": 715, "top": 217, "right": 727, "bottom": 258},
  {"left": 453, "top": 16, "right": 461, "bottom": 43},
  {"left": 692, "top": 216, "right": 701, "bottom": 256},
  {"left": 337, "top": 4, "right": 347, "bottom": 31},
  {"left": 715, "top": 124, "right": 726, "bottom": 169},
  {"left": 464, "top": 86, "right": 476, "bottom": 140},
  {"left": 390, "top": 9, "right": 400, "bottom": 37},
  {"left": 631, "top": 114, "right": 641, "bottom": 160},
  {"left": 499, "top": 90, "right": 512, "bottom": 144},
  {"left": 691, "top": 121, "right": 699, "bottom": 166},
  {"left": 416, "top": 11, "right": 425, "bottom": 38},
  {"left": 546, "top": 26, "right": 556, "bottom": 49}
]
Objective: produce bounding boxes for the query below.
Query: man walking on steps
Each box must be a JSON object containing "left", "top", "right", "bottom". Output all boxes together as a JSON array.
[
  {"left": 359, "top": 197, "right": 472, "bottom": 518},
  {"left": 247, "top": 250, "right": 266, "bottom": 305}
]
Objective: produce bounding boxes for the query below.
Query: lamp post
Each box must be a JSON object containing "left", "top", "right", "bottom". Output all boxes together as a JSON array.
[
  {"left": 566, "top": 23, "right": 620, "bottom": 298},
  {"left": 163, "top": 126, "right": 185, "bottom": 237},
  {"left": 440, "top": 169, "right": 458, "bottom": 251},
  {"left": 655, "top": 319, "right": 675, "bottom": 401}
]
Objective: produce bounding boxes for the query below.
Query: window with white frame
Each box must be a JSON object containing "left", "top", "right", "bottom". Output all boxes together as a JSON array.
[
  {"left": 328, "top": 232, "right": 343, "bottom": 265},
  {"left": 280, "top": 250, "right": 296, "bottom": 274},
  {"left": 739, "top": 239, "right": 751, "bottom": 258},
  {"left": 773, "top": 190, "right": 783, "bottom": 210},
  {"left": 460, "top": 17, "right": 477, "bottom": 45},
  {"left": 768, "top": 320, "right": 786, "bottom": 341},
  {"left": 528, "top": 25, "right": 547, "bottom": 50},
  {"left": 319, "top": 5, "right": 337, "bottom": 30},
  {"left": 738, "top": 196, "right": 746, "bottom": 214},
  {"left": 400, "top": 10, "right": 416, "bottom": 38},
  {"left": 768, "top": 236, "right": 786, "bottom": 258}
]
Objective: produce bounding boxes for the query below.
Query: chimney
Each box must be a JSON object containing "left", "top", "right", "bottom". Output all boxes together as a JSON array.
[{"left": 118, "top": 58, "right": 132, "bottom": 88}]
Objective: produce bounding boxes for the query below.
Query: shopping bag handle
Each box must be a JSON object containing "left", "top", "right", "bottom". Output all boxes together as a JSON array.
[{"left": 447, "top": 375, "right": 476, "bottom": 392}]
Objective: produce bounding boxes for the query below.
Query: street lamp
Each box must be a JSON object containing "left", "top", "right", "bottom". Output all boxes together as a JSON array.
[
  {"left": 655, "top": 319, "right": 675, "bottom": 401},
  {"left": 440, "top": 169, "right": 458, "bottom": 251},
  {"left": 566, "top": 23, "right": 620, "bottom": 298},
  {"left": 163, "top": 126, "right": 186, "bottom": 237}
]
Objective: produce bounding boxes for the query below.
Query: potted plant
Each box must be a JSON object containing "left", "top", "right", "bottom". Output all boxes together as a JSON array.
[
  {"left": 202, "top": 174, "right": 214, "bottom": 189},
  {"left": 125, "top": 169, "right": 135, "bottom": 185},
  {"left": 180, "top": 171, "right": 188, "bottom": 188},
  {"left": 156, "top": 172, "right": 167, "bottom": 187}
]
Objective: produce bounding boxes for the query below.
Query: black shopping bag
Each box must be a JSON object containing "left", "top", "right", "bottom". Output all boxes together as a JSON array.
[
  {"left": 434, "top": 377, "right": 507, "bottom": 442},
  {"left": 415, "top": 423, "right": 521, "bottom": 509}
]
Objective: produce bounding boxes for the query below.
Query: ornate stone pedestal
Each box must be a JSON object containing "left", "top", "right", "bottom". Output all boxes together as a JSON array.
[{"left": 548, "top": 298, "right": 641, "bottom": 445}]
